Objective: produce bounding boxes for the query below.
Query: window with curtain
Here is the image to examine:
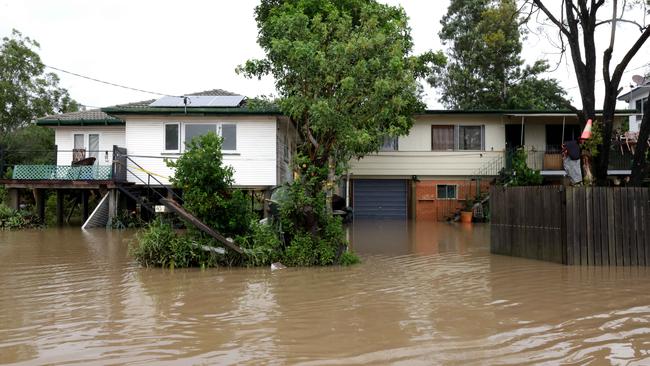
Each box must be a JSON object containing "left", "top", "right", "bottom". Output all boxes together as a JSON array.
[
  {"left": 380, "top": 136, "right": 398, "bottom": 151},
  {"left": 459, "top": 126, "right": 483, "bottom": 150},
  {"left": 431, "top": 125, "right": 455, "bottom": 151}
]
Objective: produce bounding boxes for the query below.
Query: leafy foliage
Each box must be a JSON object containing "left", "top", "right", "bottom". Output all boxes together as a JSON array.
[
  {"left": 0, "top": 203, "right": 40, "bottom": 229},
  {"left": 129, "top": 218, "right": 221, "bottom": 268},
  {"left": 0, "top": 125, "right": 55, "bottom": 169},
  {"left": 500, "top": 149, "right": 543, "bottom": 186},
  {"left": 0, "top": 30, "right": 79, "bottom": 138},
  {"left": 430, "top": 0, "right": 567, "bottom": 110},
  {"left": 166, "top": 132, "right": 252, "bottom": 238}
]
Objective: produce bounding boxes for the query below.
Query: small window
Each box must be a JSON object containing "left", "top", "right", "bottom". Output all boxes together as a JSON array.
[
  {"left": 74, "top": 134, "right": 84, "bottom": 149},
  {"left": 165, "top": 124, "right": 179, "bottom": 151},
  {"left": 459, "top": 126, "right": 483, "bottom": 150},
  {"left": 432, "top": 125, "right": 454, "bottom": 151},
  {"left": 437, "top": 185, "right": 457, "bottom": 200},
  {"left": 380, "top": 136, "right": 398, "bottom": 151},
  {"left": 185, "top": 124, "right": 217, "bottom": 147},
  {"left": 221, "top": 124, "right": 237, "bottom": 151},
  {"left": 637, "top": 97, "right": 648, "bottom": 121}
]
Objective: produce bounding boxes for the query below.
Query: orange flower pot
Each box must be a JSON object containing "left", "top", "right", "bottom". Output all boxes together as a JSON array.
[{"left": 460, "top": 211, "right": 473, "bottom": 223}]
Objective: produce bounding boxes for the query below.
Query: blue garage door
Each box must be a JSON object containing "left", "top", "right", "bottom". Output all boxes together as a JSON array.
[{"left": 353, "top": 179, "right": 408, "bottom": 219}]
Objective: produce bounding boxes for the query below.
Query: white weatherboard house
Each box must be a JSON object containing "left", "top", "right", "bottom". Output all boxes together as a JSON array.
[
  {"left": 618, "top": 76, "right": 649, "bottom": 132},
  {"left": 36, "top": 89, "right": 296, "bottom": 190}
]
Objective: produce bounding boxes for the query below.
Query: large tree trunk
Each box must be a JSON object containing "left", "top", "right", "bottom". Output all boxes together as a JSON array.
[
  {"left": 593, "top": 91, "right": 619, "bottom": 184},
  {"left": 629, "top": 98, "right": 650, "bottom": 186},
  {"left": 325, "top": 155, "right": 335, "bottom": 214}
]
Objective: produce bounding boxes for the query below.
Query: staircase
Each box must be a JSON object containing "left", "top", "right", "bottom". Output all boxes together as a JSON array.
[
  {"left": 117, "top": 184, "right": 156, "bottom": 214},
  {"left": 112, "top": 153, "right": 243, "bottom": 254},
  {"left": 442, "top": 152, "right": 506, "bottom": 221}
]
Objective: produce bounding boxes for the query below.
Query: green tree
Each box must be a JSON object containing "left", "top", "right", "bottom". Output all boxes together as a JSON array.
[
  {"left": 0, "top": 29, "right": 79, "bottom": 138},
  {"left": 238, "top": 0, "right": 441, "bottom": 244},
  {"left": 431, "top": 0, "right": 567, "bottom": 110},
  {"left": 166, "top": 133, "right": 252, "bottom": 238}
]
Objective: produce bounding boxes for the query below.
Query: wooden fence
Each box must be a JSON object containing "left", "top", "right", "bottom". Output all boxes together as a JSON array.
[{"left": 490, "top": 186, "right": 650, "bottom": 266}]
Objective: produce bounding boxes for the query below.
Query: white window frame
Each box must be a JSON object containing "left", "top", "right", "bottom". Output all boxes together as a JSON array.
[
  {"left": 164, "top": 122, "right": 181, "bottom": 154},
  {"left": 72, "top": 132, "right": 106, "bottom": 164},
  {"left": 436, "top": 184, "right": 458, "bottom": 200},
  {"left": 219, "top": 123, "right": 237, "bottom": 153}
]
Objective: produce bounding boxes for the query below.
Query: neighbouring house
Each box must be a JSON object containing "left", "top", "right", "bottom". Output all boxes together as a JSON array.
[
  {"left": 618, "top": 76, "right": 649, "bottom": 132},
  {"left": 347, "top": 110, "right": 633, "bottom": 221},
  {"left": 1, "top": 89, "right": 297, "bottom": 226}
]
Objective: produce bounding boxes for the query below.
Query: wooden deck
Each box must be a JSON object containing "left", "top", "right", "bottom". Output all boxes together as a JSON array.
[{"left": 0, "top": 179, "right": 120, "bottom": 189}]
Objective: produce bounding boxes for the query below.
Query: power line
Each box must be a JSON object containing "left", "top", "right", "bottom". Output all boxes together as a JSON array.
[{"left": 45, "top": 64, "right": 177, "bottom": 97}]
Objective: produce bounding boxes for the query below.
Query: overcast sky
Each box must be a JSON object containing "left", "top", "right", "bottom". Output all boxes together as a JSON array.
[{"left": 0, "top": 0, "right": 647, "bottom": 110}]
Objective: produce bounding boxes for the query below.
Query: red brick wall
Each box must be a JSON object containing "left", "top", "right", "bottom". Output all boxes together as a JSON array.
[{"left": 415, "top": 179, "right": 491, "bottom": 221}]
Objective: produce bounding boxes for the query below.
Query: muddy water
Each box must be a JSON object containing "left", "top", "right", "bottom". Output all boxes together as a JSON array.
[{"left": 1, "top": 222, "right": 650, "bottom": 365}]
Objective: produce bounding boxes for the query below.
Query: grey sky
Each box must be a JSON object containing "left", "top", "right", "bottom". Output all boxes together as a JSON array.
[{"left": 0, "top": 0, "right": 647, "bottom": 110}]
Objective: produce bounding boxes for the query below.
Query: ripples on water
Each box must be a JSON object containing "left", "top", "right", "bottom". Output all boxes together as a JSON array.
[{"left": 1, "top": 222, "right": 650, "bottom": 365}]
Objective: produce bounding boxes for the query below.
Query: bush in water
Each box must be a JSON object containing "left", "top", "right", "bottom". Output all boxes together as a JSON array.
[
  {"left": 129, "top": 218, "right": 221, "bottom": 268},
  {"left": 0, "top": 203, "right": 40, "bottom": 230}
]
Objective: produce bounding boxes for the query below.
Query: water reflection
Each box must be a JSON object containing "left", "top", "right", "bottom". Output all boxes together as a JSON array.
[{"left": 1, "top": 223, "right": 650, "bottom": 365}]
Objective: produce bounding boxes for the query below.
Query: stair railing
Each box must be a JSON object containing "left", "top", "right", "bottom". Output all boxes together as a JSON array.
[{"left": 112, "top": 150, "right": 184, "bottom": 205}]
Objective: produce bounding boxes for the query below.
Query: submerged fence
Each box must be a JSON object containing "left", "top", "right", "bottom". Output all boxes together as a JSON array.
[{"left": 490, "top": 186, "right": 650, "bottom": 266}]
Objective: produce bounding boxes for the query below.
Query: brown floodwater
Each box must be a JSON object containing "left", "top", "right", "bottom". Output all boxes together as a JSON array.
[{"left": 1, "top": 221, "right": 650, "bottom": 365}]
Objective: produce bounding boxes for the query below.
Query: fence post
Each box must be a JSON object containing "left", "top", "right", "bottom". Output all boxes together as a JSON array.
[{"left": 559, "top": 185, "right": 568, "bottom": 265}]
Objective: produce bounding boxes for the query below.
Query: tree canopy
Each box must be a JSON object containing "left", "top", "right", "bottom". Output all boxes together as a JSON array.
[
  {"left": 431, "top": 0, "right": 568, "bottom": 110},
  {"left": 239, "top": 0, "right": 442, "bottom": 166},
  {"left": 0, "top": 29, "right": 78, "bottom": 138}
]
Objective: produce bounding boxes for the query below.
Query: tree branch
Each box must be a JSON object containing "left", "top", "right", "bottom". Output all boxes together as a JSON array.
[
  {"left": 596, "top": 18, "right": 646, "bottom": 31},
  {"left": 532, "top": 0, "right": 572, "bottom": 36}
]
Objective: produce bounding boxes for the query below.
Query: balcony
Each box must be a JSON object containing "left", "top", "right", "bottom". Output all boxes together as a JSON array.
[
  {"left": 11, "top": 165, "right": 113, "bottom": 180},
  {"left": 514, "top": 148, "right": 632, "bottom": 175}
]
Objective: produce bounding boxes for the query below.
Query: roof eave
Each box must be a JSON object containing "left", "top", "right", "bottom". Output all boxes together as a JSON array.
[
  {"left": 36, "top": 119, "right": 126, "bottom": 126},
  {"left": 101, "top": 107, "right": 282, "bottom": 115}
]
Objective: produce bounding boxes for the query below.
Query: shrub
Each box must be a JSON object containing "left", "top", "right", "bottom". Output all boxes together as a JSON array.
[
  {"left": 167, "top": 133, "right": 252, "bottom": 238},
  {"left": 238, "top": 220, "right": 284, "bottom": 266},
  {"left": 130, "top": 218, "right": 221, "bottom": 268},
  {"left": 0, "top": 203, "right": 40, "bottom": 229}
]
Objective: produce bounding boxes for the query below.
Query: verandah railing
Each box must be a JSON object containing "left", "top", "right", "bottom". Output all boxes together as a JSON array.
[{"left": 1, "top": 146, "right": 127, "bottom": 181}]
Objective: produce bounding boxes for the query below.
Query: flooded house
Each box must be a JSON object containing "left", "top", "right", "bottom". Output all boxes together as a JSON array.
[
  {"left": 347, "top": 110, "right": 633, "bottom": 221},
  {"left": 1, "top": 89, "right": 297, "bottom": 226}
]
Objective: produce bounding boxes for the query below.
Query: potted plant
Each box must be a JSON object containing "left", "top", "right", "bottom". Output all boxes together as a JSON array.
[{"left": 460, "top": 197, "right": 474, "bottom": 223}]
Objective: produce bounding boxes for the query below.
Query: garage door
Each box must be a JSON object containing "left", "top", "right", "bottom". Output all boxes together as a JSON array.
[{"left": 353, "top": 179, "right": 408, "bottom": 219}]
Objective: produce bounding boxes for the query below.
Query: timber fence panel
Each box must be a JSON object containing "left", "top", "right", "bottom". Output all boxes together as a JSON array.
[
  {"left": 566, "top": 187, "right": 575, "bottom": 265},
  {"left": 490, "top": 186, "right": 650, "bottom": 266}
]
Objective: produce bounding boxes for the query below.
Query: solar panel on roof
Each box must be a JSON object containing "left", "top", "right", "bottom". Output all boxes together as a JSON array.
[{"left": 149, "top": 95, "right": 245, "bottom": 107}]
